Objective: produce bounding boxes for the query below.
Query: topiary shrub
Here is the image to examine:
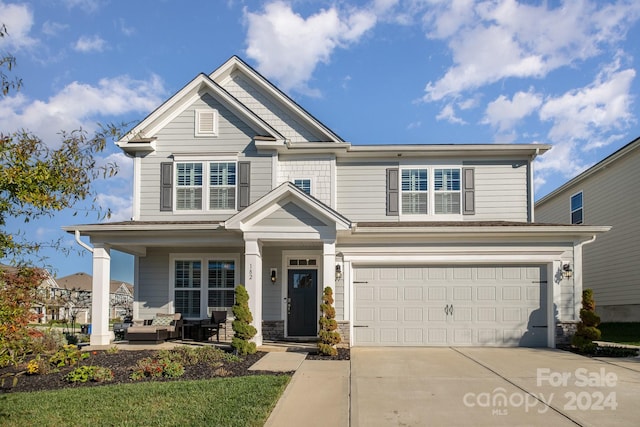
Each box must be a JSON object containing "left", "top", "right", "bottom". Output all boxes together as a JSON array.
[
  {"left": 318, "top": 287, "right": 341, "bottom": 356},
  {"left": 231, "top": 285, "right": 257, "bottom": 355},
  {"left": 572, "top": 289, "right": 601, "bottom": 353}
]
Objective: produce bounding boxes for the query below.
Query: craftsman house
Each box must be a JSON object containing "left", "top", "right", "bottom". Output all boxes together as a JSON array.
[
  {"left": 65, "top": 56, "right": 608, "bottom": 348},
  {"left": 536, "top": 137, "right": 640, "bottom": 322}
]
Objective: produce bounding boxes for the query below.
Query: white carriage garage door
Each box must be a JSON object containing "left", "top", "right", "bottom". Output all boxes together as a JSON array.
[{"left": 353, "top": 265, "right": 548, "bottom": 347}]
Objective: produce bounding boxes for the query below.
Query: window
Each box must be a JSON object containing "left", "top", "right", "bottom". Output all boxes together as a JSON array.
[
  {"left": 401, "top": 169, "right": 428, "bottom": 214},
  {"left": 434, "top": 168, "right": 461, "bottom": 214},
  {"left": 209, "top": 162, "right": 236, "bottom": 210},
  {"left": 174, "top": 260, "right": 201, "bottom": 318},
  {"left": 207, "top": 261, "right": 235, "bottom": 309},
  {"left": 571, "top": 191, "right": 583, "bottom": 224},
  {"left": 173, "top": 257, "right": 237, "bottom": 318},
  {"left": 293, "top": 179, "right": 311, "bottom": 195},
  {"left": 195, "top": 109, "right": 218, "bottom": 136},
  {"left": 175, "top": 161, "right": 237, "bottom": 211},
  {"left": 176, "top": 163, "right": 203, "bottom": 210}
]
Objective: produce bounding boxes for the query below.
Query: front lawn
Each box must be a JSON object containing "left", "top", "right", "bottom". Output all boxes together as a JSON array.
[
  {"left": 599, "top": 322, "right": 640, "bottom": 346},
  {"left": 0, "top": 375, "right": 290, "bottom": 427}
]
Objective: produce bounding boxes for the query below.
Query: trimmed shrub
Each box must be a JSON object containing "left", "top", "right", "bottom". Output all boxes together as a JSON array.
[
  {"left": 572, "top": 289, "right": 601, "bottom": 353},
  {"left": 231, "top": 285, "right": 257, "bottom": 355},
  {"left": 318, "top": 287, "right": 341, "bottom": 356}
]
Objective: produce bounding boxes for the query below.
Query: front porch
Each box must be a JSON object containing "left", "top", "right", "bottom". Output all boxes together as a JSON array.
[{"left": 71, "top": 183, "right": 352, "bottom": 348}]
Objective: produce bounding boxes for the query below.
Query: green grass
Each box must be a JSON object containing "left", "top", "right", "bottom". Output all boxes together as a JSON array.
[
  {"left": 599, "top": 322, "right": 640, "bottom": 346},
  {"left": 0, "top": 375, "right": 290, "bottom": 427}
]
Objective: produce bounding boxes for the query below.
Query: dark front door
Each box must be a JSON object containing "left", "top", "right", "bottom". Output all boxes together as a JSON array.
[{"left": 287, "top": 269, "right": 318, "bottom": 336}]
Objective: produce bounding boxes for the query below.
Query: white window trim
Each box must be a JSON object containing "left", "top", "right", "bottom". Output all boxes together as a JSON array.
[
  {"left": 433, "top": 168, "right": 462, "bottom": 215},
  {"left": 169, "top": 253, "right": 241, "bottom": 319},
  {"left": 195, "top": 109, "right": 219, "bottom": 137},
  {"left": 398, "top": 162, "right": 463, "bottom": 220},
  {"left": 173, "top": 156, "right": 238, "bottom": 214},
  {"left": 293, "top": 178, "right": 313, "bottom": 195},
  {"left": 570, "top": 190, "right": 584, "bottom": 225}
]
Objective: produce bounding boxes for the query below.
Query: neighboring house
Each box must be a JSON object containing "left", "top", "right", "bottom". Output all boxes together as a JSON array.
[
  {"left": 55, "top": 272, "right": 134, "bottom": 322},
  {"left": 536, "top": 137, "right": 640, "bottom": 322},
  {"left": 0, "top": 264, "right": 63, "bottom": 323},
  {"left": 65, "top": 56, "right": 608, "bottom": 348}
]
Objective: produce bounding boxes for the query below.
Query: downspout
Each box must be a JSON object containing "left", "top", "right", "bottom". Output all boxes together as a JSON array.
[{"left": 74, "top": 230, "right": 93, "bottom": 253}]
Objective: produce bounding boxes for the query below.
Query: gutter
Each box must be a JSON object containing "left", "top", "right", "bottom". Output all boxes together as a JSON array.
[{"left": 74, "top": 230, "right": 94, "bottom": 253}]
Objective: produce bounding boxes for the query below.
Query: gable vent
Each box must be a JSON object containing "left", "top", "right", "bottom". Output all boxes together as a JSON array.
[{"left": 195, "top": 109, "right": 218, "bottom": 136}]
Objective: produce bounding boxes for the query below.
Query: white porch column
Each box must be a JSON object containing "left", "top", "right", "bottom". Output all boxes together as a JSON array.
[
  {"left": 244, "top": 239, "right": 263, "bottom": 346},
  {"left": 323, "top": 240, "right": 336, "bottom": 292},
  {"left": 91, "top": 244, "right": 111, "bottom": 346}
]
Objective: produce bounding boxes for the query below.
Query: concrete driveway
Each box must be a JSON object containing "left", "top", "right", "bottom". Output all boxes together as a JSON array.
[{"left": 351, "top": 347, "right": 640, "bottom": 426}]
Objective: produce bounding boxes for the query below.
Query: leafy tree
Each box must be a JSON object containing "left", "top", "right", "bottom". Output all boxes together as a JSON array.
[
  {"left": 0, "top": 24, "right": 123, "bottom": 372},
  {"left": 231, "top": 285, "right": 257, "bottom": 355},
  {"left": 1, "top": 24, "right": 122, "bottom": 264},
  {"left": 0, "top": 267, "right": 46, "bottom": 367}
]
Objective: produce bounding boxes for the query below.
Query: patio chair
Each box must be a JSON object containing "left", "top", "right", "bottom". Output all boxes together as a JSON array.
[{"left": 201, "top": 310, "right": 227, "bottom": 342}]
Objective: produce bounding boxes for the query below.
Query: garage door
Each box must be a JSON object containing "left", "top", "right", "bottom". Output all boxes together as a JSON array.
[{"left": 353, "top": 265, "right": 547, "bottom": 347}]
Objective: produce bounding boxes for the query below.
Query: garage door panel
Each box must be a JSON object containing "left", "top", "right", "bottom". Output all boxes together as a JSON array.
[
  {"left": 404, "top": 307, "right": 423, "bottom": 322},
  {"left": 353, "top": 264, "right": 547, "bottom": 347},
  {"left": 380, "top": 287, "right": 398, "bottom": 301},
  {"left": 453, "top": 286, "right": 472, "bottom": 301},
  {"left": 477, "top": 307, "right": 496, "bottom": 322},
  {"left": 428, "top": 287, "right": 447, "bottom": 301}
]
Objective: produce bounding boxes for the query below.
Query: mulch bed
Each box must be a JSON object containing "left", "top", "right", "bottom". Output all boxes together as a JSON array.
[
  {"left": 0, "top": 349, "right": 271, "bottom": 394},
  {"left": 1, "top": 345, "right": 351, "bottom": 394},
  {"left": 305, "top": 347, "right": 350, "bottom": 361}
]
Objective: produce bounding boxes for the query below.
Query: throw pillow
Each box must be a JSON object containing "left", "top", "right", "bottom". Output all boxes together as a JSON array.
[{"left": 151, "top": 315, "right": 173, "bottom": 326}]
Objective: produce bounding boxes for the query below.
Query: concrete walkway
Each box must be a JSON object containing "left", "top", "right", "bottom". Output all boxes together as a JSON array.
[
  {"left": 257, "top": 347, "right": 640, "bottom": 427},
  {"left": 264, "top": 359, "right": 350, "bottom": 427}
]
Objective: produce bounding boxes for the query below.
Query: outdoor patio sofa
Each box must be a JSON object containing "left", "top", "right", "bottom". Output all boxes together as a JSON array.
[{"left": 125, "top": 313, "right": 183, "bottom": 343}]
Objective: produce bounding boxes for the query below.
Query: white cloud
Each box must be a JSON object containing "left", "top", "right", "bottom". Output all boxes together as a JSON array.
[
  {"left": 0, "top": 74, "right": 165, "bottom": 148},
  {"left": 74, "top": 35, "right": 107, "bottom": 53},
  {"left": 245, "top": 1, "right": 377, "bottom": 95},
  {"left": 483, "top": 90, "right": 542, "bottom": 132},
  {"left": 118, "top": 18, "right": 135, "bottom": 36},
  {"left": 436, "top": 103, "right": 466, "bottom": 124},
  {"left": 0, "top": 1, "right": 37, "bottom": 50},
  {"left": 539, "top": 62, "right": 636, "bottom": 145},
  {"left": 421, "top": 0, "right": 640, "bottom": 102},
  {"left": 96, "top": 193, "right": 132, "bottom": 222},
  {"left": 42, "top": 21, "right": 69, "bottom": 37},
  {"left": 62, "top": 0, "right": 101, "bottom": 13}
]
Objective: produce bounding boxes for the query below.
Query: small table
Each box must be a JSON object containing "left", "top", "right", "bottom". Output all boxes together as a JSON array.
[
  {"left": 180, "top": 322, "right": 199, "bottom": 340},
  {"left": 200, "top": 323, "right": 221, "bottom": 342}
]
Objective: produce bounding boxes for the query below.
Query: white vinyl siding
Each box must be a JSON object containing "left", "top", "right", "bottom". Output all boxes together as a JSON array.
[
  {"left": 536, "top": 143, "right": 640, "bottom": 310},
  {"left": 221, "top": 73, "right": 325, "bottom": 142},
  {"left": 137, "top": 94, "right": 272, "bottom": 221}
]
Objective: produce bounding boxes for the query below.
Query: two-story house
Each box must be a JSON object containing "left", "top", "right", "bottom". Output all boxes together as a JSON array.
[
  {"left": 536, "top": 137, "right": 640, "bottom": 322},
  {"left": 65, "top": 57, "right": 608, "bottom": 348}
]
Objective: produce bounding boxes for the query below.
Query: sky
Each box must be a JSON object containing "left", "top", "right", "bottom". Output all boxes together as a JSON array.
[{"left": 1, "top": 0, "right": 639, "bottom": 284}]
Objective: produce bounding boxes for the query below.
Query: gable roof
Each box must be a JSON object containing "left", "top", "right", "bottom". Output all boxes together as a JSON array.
[
  {"left": 55, "top": 272, "right": 134, "bottom": 294},
  {"left": 117, "top": 71, "right": 284, "bottom": 153},
  {"left": 537, "top": 136, "right": 640, "bottom": 206},
  {"left": 225, "top": 182, "right": 351, "bottom": 232},
  {"left": 210, "top": 56, "right": 345, "bottom": 143}
]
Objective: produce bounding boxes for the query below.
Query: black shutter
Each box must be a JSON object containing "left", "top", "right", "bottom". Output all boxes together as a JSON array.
[
  {"left": 462, "top": 167, "right": 475, "bottom": 215},
  {"left": 160, "top": 162, "right": 173, "bottom": 211},
  {"left": 238, "top": 161, "right": 250, "bottom": 210},
  {"left": 386, "top": 168, "right": 399, "bottom": 216}
]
